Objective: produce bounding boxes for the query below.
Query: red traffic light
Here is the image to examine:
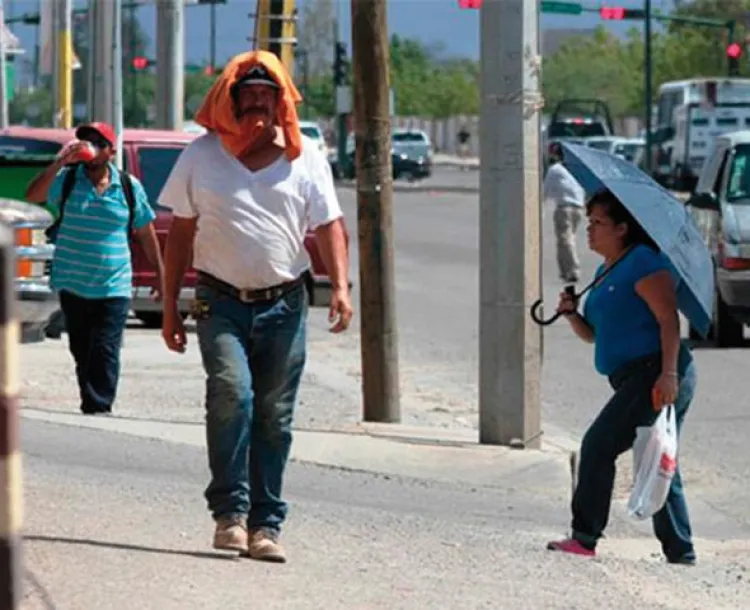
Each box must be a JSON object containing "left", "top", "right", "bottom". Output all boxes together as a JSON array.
[
  {"left": 600, "top": 7, "right": 625, "bottom": 19},
  {"left": 132, "top": 56, "right": 149, "bottom": 70},
  {"left": 458, "top": 0, "right": 482, "bottom": 8},
  {"left": 727, "top": 43, "right": 742, "bottom": 59}
]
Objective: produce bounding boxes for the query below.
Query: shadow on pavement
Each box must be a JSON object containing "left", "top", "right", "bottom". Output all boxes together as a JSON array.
[{"left": 24, "top": 534, "right": 238, "bottom": 562}]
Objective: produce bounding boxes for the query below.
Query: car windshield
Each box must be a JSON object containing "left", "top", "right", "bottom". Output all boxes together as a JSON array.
[
  {"left": 0, "top": 136, "right": 62, "bottom": 160},
  {"left": 726, "top": 144, "right": 750, "bottom": 203},
  {"left": 547, "top": 122, "right": 606, "bottom": 138},
  {"left": 0, "top": 137, "right": 64, "bottom": 201},
  {"left": 586, "top": 140, "right": 613, "bottom": 151},
  {"left": 301, "top": 126, "right": 322, "bottom": 140},
  {"left": 393, "top": 132, "right": 427, "bottom": 143},
  {"left": 137, "top": 146, "right": 184, "bottom": 211}
]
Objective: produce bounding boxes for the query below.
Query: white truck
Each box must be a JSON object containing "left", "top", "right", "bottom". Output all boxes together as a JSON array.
[{"left": 653, "top": 78, "right": 750, "bottom": 192}]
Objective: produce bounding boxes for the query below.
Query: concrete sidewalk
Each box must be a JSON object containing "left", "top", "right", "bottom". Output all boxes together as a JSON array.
[{"left": 19, "top": 412, "right": 749, "bottom": 610}]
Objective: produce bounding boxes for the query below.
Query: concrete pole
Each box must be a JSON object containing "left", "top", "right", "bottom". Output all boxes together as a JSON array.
[
  {"left": 155, "top": 0, "right": 184, "bottom": 130},
  {"left": 112, "top": 0, "right": 123, "bottom": 169},
  {"left": 0, "top": 222, "right": 22, "bottom": 609},
  {"left": 50, "top": 0, "right": 60, "bottom": 124},
  {"left": 87, "top": 0, "right": 115, "bottom": 124},
  {"left": 54, "top": 0, "right": 73, "bottom": 129},
  {"left": 351, "top": 0, "right": 401, "bottom": 423},
  {"left": 644, "top": 0, "right": 652, "bottom": 174},
  {"left": 478, "top": 0, "right": 542, "bottom": 448},
  {"left": 0, "top": 3, "right": 9, "bottom": 129}
]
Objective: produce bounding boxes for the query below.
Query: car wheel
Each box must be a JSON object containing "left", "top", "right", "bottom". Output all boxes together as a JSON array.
[{"left": 713, "top": 289, "right": 744, "bottom": 348}]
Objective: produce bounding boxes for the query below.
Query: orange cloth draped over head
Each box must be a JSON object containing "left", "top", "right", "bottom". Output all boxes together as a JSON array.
[{"left": 194, "top": 50, "right": 303, "bottom": 161}]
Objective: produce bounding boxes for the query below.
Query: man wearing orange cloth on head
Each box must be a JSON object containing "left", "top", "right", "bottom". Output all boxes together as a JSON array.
[{"left": 158, "top": 50, "right": 352, "bottom": 563}]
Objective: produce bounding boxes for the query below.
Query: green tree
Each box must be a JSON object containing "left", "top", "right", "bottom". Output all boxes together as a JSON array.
[
  {"left": 9, "top": 87, "right": 54, "bottom": 126},
  {"left": 542, "top": 27, "right": 640, "bottom": 118}
]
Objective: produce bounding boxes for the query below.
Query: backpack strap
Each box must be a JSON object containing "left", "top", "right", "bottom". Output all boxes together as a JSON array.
[
  {"left": 119, "top": 170, "right": 137, "bottom": 235},
  {"left": 45, "top": 164, "right": 79, "bottom": 242}
]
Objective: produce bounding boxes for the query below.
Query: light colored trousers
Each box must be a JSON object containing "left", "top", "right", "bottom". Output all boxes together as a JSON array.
[{"left": 553, "top": 205, "right": 584, "bottom": 282}]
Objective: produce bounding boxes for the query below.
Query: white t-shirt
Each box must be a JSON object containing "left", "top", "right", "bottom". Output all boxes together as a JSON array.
[
  {"left": 543, "top": 162, "right": 585, "bottom": 209},
  {"left": 158, "top": 132, "right": 343, "bottom": 289}
]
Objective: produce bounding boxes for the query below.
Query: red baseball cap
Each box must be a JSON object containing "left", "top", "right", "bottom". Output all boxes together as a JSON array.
[{"left": 75, "top": 122, "right": 117, "bottom": 147}]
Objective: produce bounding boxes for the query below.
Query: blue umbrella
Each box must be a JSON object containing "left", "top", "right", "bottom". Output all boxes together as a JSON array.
[{"left": 556, "top": 142, "right": 715, "bottom": 338}]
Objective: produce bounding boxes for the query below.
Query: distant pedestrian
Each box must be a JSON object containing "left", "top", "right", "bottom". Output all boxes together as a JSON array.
[
  {"left": 159, "top": 51, "right": 352, "bottom": 563},
  {"left": 543, "top": 142, "right": 586, "bottom": 284},
  {"left": 548, "top": 189, "right": 697, "bottom": 565},
  {"left": 25, "top": 122, "right": 164, "bottom": 415},
  {"left": 457, "top": 125, "right": 471, "bottom": 169}
]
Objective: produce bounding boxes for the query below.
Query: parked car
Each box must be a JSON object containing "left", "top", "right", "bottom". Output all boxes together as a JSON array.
[
  {"left": 584, "top": 136, "right": 644, "bottom": 163},
  {"left": 342, "top": 131, "right": 431, "bottom": 181},
  {"left": 299, "top": 120, "right": 328, "bottom": 156},
  {"left": 0, "top": 126, "right": 349, "bottom": 331},
  {"left": 685, "top": 129, "right": 750, "bottom": 347},
  {"left": 0, "top": 198, "right": 58, "bottom": 343}
]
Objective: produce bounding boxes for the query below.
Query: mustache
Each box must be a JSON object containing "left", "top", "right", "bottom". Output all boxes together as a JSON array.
[{"left": 240, "top": 106, "right": 269, "bottom": 115}]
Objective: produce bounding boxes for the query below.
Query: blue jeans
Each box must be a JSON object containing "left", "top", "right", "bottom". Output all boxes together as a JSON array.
[
  {"left": 572, "top": 345, "right": 696, "bottom": 561},
  {"left": 195, "top": 282, "right": 308, "bottom": 531},
  {"left": 59, "top": 290, "right": 130, "bottom": 413}
]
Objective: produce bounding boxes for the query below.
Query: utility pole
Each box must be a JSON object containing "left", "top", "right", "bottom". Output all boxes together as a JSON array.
[
  {"left": 209, "top": 0, "right": 216, "bottom": 71},
  {"left": 0, "top": 2, "right": 9, "bottom": 128},
  {"left": 478, "top": 0, "right": 542, "bottom": 448},
  {"left": 112, "top": 0, "right": 124, "bottom": 169},
  {"left": 644, "top": 0, "right": 652, "bottom": 174},
  {"left": 53, "top": 0, "right": 72, "bottom": 128},
  {"left": 155, "top": 0, "right": 184, "bottom": 130},
  {"left": 87, "top": 0, "right": 115, "bottom": 124},
  {"left": 351, "top": 0, "right": 400, "bottom": 423},
  {"left": 129, "top": 2, "right": 137, "bottom": 125}
]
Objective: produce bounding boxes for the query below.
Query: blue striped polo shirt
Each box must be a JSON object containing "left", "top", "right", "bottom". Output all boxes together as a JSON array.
[{"left": 46, "top": 163, "right": 155, "bottom": 299}]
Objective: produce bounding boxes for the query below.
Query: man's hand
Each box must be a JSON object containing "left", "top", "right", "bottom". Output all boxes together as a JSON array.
[
  {"left": 328, "top": 286, "right": 353, "bottom": 333},
  {"left": 149, "top": 286, "right": 163, "bottom": 303},
  {"left": 162, "top": 304, "right": 187, "bottom": 353}
]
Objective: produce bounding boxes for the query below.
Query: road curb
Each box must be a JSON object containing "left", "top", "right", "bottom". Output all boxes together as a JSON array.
[
  {"left": 335, "top": 181, "right": 479, "bottom": 195},
  {"left": 20, "top": 408, "right": 571, "bottom": 489}
]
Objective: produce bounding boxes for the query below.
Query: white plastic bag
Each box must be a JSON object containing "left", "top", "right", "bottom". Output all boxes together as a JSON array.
[{"left": 627, "top": 405, "right": 678, "bottom": 520}]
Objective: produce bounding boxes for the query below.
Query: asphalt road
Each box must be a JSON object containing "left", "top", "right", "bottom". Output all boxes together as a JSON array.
[
  {"left": 332, "top": 187, "right": 750, "bottom": 537},
  {"left": 16, "top": 185, "right": 750, "bottom": 606},
  {"left": 20, "top": 419, "right": 747, "bottom": 609}
]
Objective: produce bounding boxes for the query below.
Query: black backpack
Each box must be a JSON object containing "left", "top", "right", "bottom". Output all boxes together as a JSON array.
[{"left": 45, "top": 164, "right": 136, "bottom": 243}]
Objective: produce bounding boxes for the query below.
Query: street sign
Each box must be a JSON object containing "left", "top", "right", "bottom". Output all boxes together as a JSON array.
[
  {"left": 5, "top": 63, "right": 13, "bottom": 102},
  {"left": 540, "top": 1, "right": 582, "bottom": 15}
]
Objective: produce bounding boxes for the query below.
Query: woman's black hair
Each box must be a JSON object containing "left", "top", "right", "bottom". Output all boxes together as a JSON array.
[{"left": 585, "top": 189, "right": 659, "bottom": 251}]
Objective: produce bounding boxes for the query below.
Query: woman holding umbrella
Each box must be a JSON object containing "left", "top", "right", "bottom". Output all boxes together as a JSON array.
[{"left": 547, "top": 189, "right": 697, "bottom": 565}]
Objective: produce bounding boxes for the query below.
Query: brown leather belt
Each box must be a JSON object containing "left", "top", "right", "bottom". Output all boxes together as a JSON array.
[{"left": 197, "top": 271, "right": 306, "bottom": 304}]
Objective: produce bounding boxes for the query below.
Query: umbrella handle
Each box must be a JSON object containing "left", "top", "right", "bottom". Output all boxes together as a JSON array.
[
  {"left": 529, "top": 298, "right": 564, "bottom": 326},
  {"left": 530, "top": 285, "right": 578, "bottom": 326}
]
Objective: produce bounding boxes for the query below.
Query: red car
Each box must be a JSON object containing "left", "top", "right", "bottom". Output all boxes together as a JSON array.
[{"left": 0, "top": 126, "right": 346, "bottom": 328}]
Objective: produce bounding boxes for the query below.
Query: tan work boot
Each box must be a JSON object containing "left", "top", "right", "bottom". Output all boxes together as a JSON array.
[
  {"left": 246, "top": 527, "right": 286, "bottom": 563},
  {"left": 213, "top": 516, "right": 248, "bottom": 552}
]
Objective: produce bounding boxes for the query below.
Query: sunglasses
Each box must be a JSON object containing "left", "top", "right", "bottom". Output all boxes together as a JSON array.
[{"left": 79, "top": 132, "right": 111, "bottom": 150}]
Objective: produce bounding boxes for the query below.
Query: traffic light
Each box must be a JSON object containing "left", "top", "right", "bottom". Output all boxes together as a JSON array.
[
  {"left": 131, "top": 56, "right": 152, "bottom": 71},
  {"left": 458, "top": 0, "right": 482, "bottom": 7},
  {"left": 600, "top": 7, "right": 645, "bottom": 20},
  {"left": 333, "top": 41, "right": 349, "bottom": 86},
  {"left": 727, "top": 42, "right": 742, "bottom": 76}
]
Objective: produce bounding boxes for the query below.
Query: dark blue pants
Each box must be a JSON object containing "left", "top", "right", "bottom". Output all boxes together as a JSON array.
[
  {"left": 572, "top": 347, "right": 696, "bottom": 562},
  {"left": 195, "top": 282, "right": 308, "bottom": 531},
  {"left": 59, "top": 290, "right": 130, "bottom": 414}
]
